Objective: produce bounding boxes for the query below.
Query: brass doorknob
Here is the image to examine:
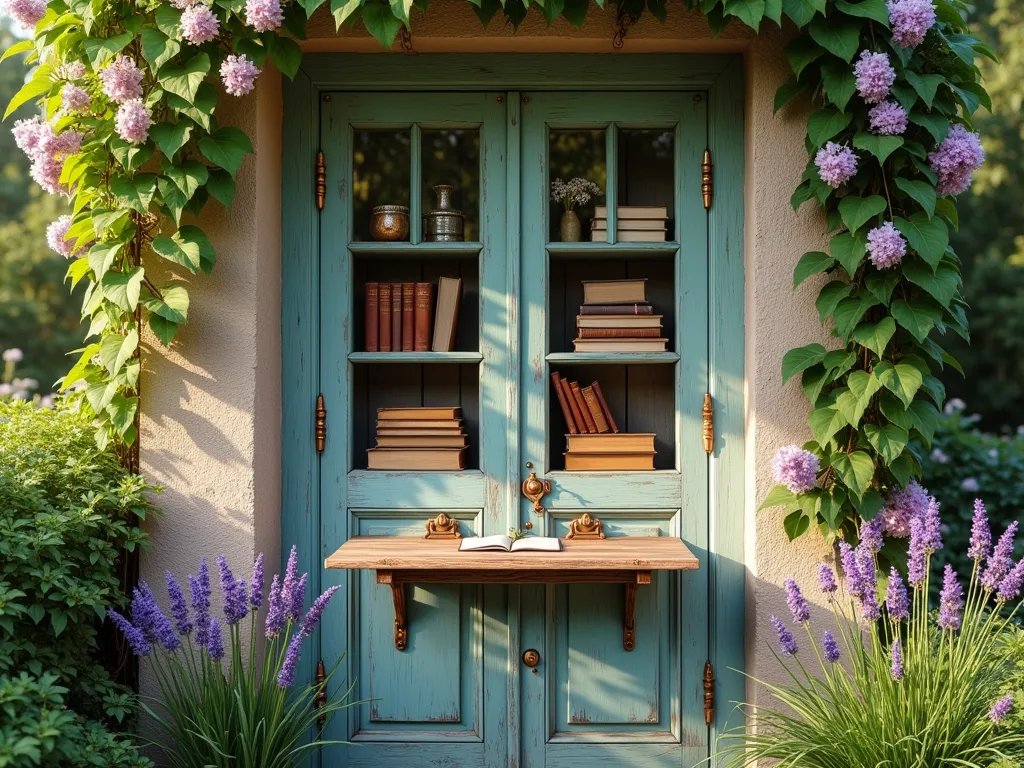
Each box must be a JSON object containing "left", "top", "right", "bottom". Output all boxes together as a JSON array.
[
  {"left": 522, "top": 649, "right": 540, "bottom": 667},
  {"left": 521, "top": 471, "right": 552, "bottom": 513}
]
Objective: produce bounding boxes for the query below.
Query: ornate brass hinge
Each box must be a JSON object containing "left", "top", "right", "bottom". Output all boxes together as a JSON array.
[
  {"left": 703, "top": 660, "right": 715, "bottom": 725},
  {"left": 702, "top": 394, "right": 714, "bottom": 455},
  {"left": 315, "top": 394, "right": 326, "bottom": 454},
  {"left": 315, "top": 659, "right": 327, "bottom": 731},
  {"left": 315, "top": 150, "right": 326, "bottom": 211},
  {"left": 701, "top": 148, "right": 713, "bottom": 211}
]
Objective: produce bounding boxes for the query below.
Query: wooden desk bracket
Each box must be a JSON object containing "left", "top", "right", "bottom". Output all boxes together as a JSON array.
[{"left": 377, "top": 570, "right": 408, "bottom": 651}]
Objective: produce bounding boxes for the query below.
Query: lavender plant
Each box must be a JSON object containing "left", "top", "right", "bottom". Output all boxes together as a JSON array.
[
  {"left": 721, "top": 495, "right": 1024, "bottom": 766},
  {"left": 107, "top": 546, "right": 354, "bottom": 768}
]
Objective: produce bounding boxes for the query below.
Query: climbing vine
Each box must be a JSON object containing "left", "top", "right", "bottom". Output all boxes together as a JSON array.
[{"left": 2, "top": 0, "right": 990, "bottom": 543}]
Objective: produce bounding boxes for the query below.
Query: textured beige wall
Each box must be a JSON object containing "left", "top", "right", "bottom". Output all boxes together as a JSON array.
[{"left": 139, "top": 0, "right": 834, "bottom": 740}]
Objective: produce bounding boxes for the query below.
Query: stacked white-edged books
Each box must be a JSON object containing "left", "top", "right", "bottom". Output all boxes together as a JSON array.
[{"left": 590, "top": 205, "right": 668, "bottom": 242}]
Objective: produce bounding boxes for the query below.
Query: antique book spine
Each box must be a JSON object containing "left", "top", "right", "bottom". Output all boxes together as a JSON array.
[
  {"left": 577, "top": 327, "right": 662, "bottom": 339},
  {"left": 579, "top": 303, "right": 653, "bottom": 315},
  {"left": 560, "top": 377, "right": 586, "bottom": 434},
  {"left": 550, "top": 371, "right": 578, "bottom": 434},
  {"left": 413, "top": 283, "right": 433, "bottom": 352},
  {"left": 378, "top": 283, "right": 392, "bottom": 352},
  {"left": 569, "top": 382, "right": 597, "bottom": 433},
  {"left": 401, "top": 283, "right": 415, "bottom": 351},
  {"left": 365, "top": 282, "right": 379, "bottom": 352},
  {"left": 581, "top": 386, "right": 609, "bottom": 433},
  {"left": 590, "top": 381, "right": 619, "bottom": 433},
  {"left": 391, "top": 283, "right": 402, "bottom": 351}
]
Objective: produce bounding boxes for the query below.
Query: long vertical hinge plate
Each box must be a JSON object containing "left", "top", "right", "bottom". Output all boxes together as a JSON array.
[
  {"left": 701, "top": 148, "right": 713, "bottom": 211},
  {"left": 702, "top": 394, "right": 714, "bottom": 455},
  {"left": 315, "top": 150, "right": 326, "bottom": 211},
  {"left": 703, "top": 660, "right": 715, "bottom": 725},
  {"left": 315, "top": 394, "right": 326, "bottom": 454},
  {"left": 315, "top": 659, "right": 327, "bottom": 731}
]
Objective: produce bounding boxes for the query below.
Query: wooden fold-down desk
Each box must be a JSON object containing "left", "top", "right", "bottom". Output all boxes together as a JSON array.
[{"left": 325, "top": 536, "right": 700, "bottom": 651}]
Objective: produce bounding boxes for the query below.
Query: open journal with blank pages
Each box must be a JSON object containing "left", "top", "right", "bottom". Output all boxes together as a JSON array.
[{"left": 458, "top": 535, "right": 561, "bottom": 552}]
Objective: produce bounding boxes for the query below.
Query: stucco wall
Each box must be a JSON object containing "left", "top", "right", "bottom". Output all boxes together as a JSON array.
[{"left": 139, "top": 0, "right": 834, "bottom": 746}]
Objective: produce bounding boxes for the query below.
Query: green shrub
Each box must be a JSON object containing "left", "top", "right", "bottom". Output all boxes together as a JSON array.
[{"left": 0, "top": 399, "right": 155, "bottom": 766}]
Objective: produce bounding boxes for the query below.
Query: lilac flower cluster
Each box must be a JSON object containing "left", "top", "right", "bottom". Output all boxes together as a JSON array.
[
  {"left": 814, "top": 142, "right": 858, "bottom": 188},
  {"left": 99, "top": 56, "right": 144, "bottom": 103},
  {"left": 115, "top": 99, "right": 151, "bottom": 145},
  {"left": 220, "top": 54, "right": 262, "bottom": 97},
  {"left": 771, "top": 445, "right": 819, "bottom": 493},
  {"left": 868, "top": 100, "right": 908, "bottom": 136},
  {"left": 881, "top": 479, "right": 930, "bottom": 538},
  {"left": 928, "top": 124, "right": 985, "bottom": 196},
  {"left": 854, "top": 51, "right": 896, "bottom": 104},
  {"left": 3, "top": 0, "right": 47, "bottom": 28},
  {"left": 245, "top": 0, "right": 283, "bottom": 32},
  {"left": 888, "top": 0, "right": 936, "bottom": 48},
  {"left": 181, "top": 4, "right": 221, "bottom": 45},
  {"left": 45, "top": 215, "right": 86, "bottom": 259},
  {"left": 867, "top": 222, "right": 907, "bottom": 269},
  {"left": 860, "top": 516, "right": 884, "bottom": 553},
  {"left": 13, "top": 117, "right": 83, "bottom": 195},
  {"left": 61, "top": 84, "right": 91, "bottom": 113}
]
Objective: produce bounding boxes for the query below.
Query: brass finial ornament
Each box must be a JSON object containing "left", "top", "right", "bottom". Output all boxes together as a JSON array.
[
  {"left": 703, "top": 661, "right": 715, "bottom": 725},
  {"left": 424, "top": 512, "right": 461, "bottom": 539},
  {"left": 702, "top": 393, "right": 714, "bottom": 455},
  {"left": 315, "top": 660, "right": 327, "bottom": 731},
  {"left": 701, "top": 148, "right": 713, "bottom": 210},
  {"left": 315, "top": 394, "right": 326, "bottom": 454},
  {"left": 315, "top": 150, "right": 326, "bottom": 211}
]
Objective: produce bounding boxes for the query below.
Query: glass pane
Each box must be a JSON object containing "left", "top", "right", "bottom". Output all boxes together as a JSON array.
[
  {"left": 548, "top": 129, "right": 607, "bottom": 243},
  {"left": 352, "top": 128, "right": 411, "bottom": 242},
  {"left": 421, "top": 129, "right": 480, "bottom": 242},
  {"left": 616, "top": 129, "right": 675, "bottom": 241}
]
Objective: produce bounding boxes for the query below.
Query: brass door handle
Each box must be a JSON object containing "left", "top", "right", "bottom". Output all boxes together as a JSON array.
[
  {"left": 521, "top": 471, "right": 552, "bottom": 513},
  {"left": 523, "top": 649, "right": 540, "bottom": 667}
]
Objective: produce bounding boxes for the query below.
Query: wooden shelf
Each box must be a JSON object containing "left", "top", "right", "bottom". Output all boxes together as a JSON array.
[
  {"left": 545, "top": 352, "right": 680, "bottom": 365},
  {"left": 348, "top": 242, "right": 482, "bottom": 258},
  {"left": 546, "top": 242, "right": 679, "bottom": 259},
  {"left": 349, "top": 351, "right": 484, "bottom": 364}
]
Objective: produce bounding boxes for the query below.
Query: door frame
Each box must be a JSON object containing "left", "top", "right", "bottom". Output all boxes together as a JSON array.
[{"left": 280, "top": 53, "right": 746, "bottom": 762}]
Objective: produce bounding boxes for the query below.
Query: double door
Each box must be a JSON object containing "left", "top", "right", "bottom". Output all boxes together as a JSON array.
[{"left": 316, "top": 88, "right": 711, "bottom": 767}]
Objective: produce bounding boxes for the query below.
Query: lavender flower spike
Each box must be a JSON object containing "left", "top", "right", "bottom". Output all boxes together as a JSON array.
[
  {"left": 107, "top": 609, "right": 151, "bottom": 656},
  {"left": 277, "top": 633, "right": 304, "bottom": 688},
  {"left": 886, "top": 567, "right": 910, "bottom": 621},
  {"left": 817, "top": 562, "right": 838, "bottom": 596},
  {"left": 218, "top": 555, "right": 249, "bottom": 625},
  {"left": 997, "top": 560, "right": 1024, "bottom": 603},
  {"left": 968, "top": 499, "right": 992, "bottom": 561},
  {"left": 989, "top": 695, "right": 1014, "bottom": 724},
  {"left": 860, "top": 516, "right": 884, "bottom": 554},
  {"left": 265, "top": 574, "right": 286, "bottom": 638},
  {"left": 890, "top": 639, "right": 904, "bottom": 681},
  {"left": 207, "top": 616, "right": 224, "bottom": 661},
  {"left": 937, "top": 564, "right": 964, "bottom": 631},
  {"left": 839, "top": 541, "right": 865, "bottom": 599},
  {"left": 822, "top": 631, "right": 840, "bottom": 664},
  {"left": 133, "top": 580, "right": 180, "bottom": 651},
  {"left": 921, "top": 496, "right": 943, "bottom": 553},
  {"left": 770, "top": 616, "right": 798, "bottom": 657},
  {"left": 982, "top": 521, "right": 1019, "bottom": 591},
  {"left": 251, "top": 552, "right": 265, "bottom": 609},
  {"left": 281, "top": 545, "right": 299, "bottom": 617},
  {"left": 166, "top": 572, "right": 193, "bottom": 637},
  {"left": 784, "top": 578, "right": 811, "bottom": 624},
  {"left": 287, "top": 573, "right": 308, "bottom": 622},
  {"left": 299, "top": 586, "right": 342, "bottom": 638},
  {"left": 191, "top": 558, "right": 212, "bottom": 649},
  {"left": 855, "top": 545, "right": 881, "bottom": 622},
  {"left": 907, "top": 515, "right": 928, "bottom": 588}
]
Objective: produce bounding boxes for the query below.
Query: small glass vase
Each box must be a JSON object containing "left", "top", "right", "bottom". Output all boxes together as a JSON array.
[{"left": 560, "top": 209, "right": 582, "bottom": 242}]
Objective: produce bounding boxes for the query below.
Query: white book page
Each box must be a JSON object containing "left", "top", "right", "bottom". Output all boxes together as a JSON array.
[
  {"left": 510, "top": 537, "right": 561, "bottom": 552},
  {"left": 459, "top": 535, "right": 513, "bottom": 552}
]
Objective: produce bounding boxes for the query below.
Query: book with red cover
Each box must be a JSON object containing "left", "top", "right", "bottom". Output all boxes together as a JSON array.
[
  {"left": 401, "top": 283, "right": 414, "bottom": 352},
  {"left": 414, "top": 283, "right": 433, "bottom": 352},
  {"left": 378, "top": 283, "right": 392, "bottom": 352},
  {"left": 391, "top": 283, "right": 402, "bottom": 351},
  {"left": 580, "top": 303, "right": 653, "bottom": 315},
  {"left": 590, "top": 381, "right": 619, "bottom": 433},
  {"left": 581, "top": 386, "right": 610, "bottom": 433},
  {"left": 551, "top": 371, "right": 578, "bottom": 434},
  {"left": 569, "top": 382, "right": 597, "bottom": 433},
  {"left": 577, "top": 327, "right": 663, "bottom": 339},
  {"left": 365, "top": 282, "right": 379, "bottom": 352},
  {"left": 559, "top": 377, "right": 586, "bottom": 433}
]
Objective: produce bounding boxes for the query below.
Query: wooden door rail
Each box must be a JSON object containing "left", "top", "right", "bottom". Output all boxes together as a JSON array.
[{"left": 326, "top": 536, "right": 699, "bottom": 652}]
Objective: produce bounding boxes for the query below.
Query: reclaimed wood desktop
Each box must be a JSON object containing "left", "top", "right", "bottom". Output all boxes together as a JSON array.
[{"left": 325, "top": 536, "right": 699, "bottom": 651}]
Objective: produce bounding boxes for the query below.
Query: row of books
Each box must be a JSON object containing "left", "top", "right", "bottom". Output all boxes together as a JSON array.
[
  {"left": 550, "top": 371, "right": 656, "bottom": 471},
  {"left": 366, "top": 407, "right": 468, "bottom": 470},
  {"left": 573, "top": 278, "right": 668, "bottom": 353},
  {"left": 590, "top": 205, "right": 668, "bottom": 243},
  {"left": 364, "top": 277, "right": 461, "bottom": 353}
]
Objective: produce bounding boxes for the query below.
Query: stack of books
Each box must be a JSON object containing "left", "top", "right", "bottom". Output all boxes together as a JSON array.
[
  {"left": 573, "top": 278, "right": 667, "bottom": 353},
  {"left": 551, "top": 371, "right": 656, "bottom": 471},
  {"left": 366, "top": 407, "right": 468, "bottom": 470},
  {"left": 364, "top": 276, "right": 461, "bottom": 353},
  {"left": 590, "top": 205, "right": 668, "bottom": 242}
]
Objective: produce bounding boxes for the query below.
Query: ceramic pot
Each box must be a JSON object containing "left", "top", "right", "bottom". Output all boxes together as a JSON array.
[
  {"left": 371, "top": 205, "right": 410, "bottom": 241},
  {"left": 560, "top": 209, "right": 582, "bottom": 242}
]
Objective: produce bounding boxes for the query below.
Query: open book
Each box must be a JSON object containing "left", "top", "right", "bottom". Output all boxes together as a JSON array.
[{"left": 458, "top": 535, "right": 561, "bottom": 553}]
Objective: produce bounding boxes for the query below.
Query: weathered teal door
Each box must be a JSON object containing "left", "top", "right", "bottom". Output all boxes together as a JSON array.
[{"left": 283, "top": 57, "right": 744, "bottom": 767}]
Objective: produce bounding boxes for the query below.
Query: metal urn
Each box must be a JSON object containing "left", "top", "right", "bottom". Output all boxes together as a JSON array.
[{"left": 423, "top": 185, "right": 464, "bottom": 242}]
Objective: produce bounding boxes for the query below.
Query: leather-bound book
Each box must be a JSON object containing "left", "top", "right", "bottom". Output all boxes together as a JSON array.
[
  {"left": 414, "top": 283, "right": 433, "bottom": 352},
  {"left": 581, "top": 386, "right": 610, "bottom": 433},
  {"left": 431, "top": 277, "right": 462, "bottom": 352},
  {"left": 391, "top": 283, "right": 402, "bottom": 351},
  {"left": 577, "top": 327, "right": 662, "bottom": 339},
  {"left": 579, "top": 303, "right": 653, "bottom": 315},
  {"left": 365, "top": 282, "right": 379, "bottom": 352},
  {"left": 560, "top": 377, "right": 586, "bottom": 433},
  {"left": 569, "top": 382, "right": 597, "bottom": 433},
  {"left": 378, "top": 283, "right": 392, "bottom": 352},
  {"left": 590, "top": 381, "right": 619, "bottom": 433},
  {"left": 401, "top": 283, "right": 414, "bottom": 352},
  {"left": 550, "top": 371, "right": 578, "bottom": 434}
]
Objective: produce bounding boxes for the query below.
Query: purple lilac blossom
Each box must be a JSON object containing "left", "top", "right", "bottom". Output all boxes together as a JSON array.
[
  {"left": 997, "top": 560, "right": 1024, "bottom": 603},
  {"left": 968, "top": 498, "right": 992, "bottom": 560},
  {"left": 881, "top": 480, "right": 929, "bottom": 538},
  {"left": 818, "top": 563, "right": 838, "bottom": 596},
  {"left": 107, "top": 609, "right": 151, "bottom": 656},
  {"left": 784, "top": 578, "right": 811, "bottom": 625},
  {"left": 12, "top": 117, "right": 48, "bottom": 156},
  {"left": 921, "top": 497, "right": 943, "bottom": 553},
  {"left": 190, "top": 558, "right": 212, "bottom": 649},
  {"left": 251, "top": 553, "right": 264, "bottom": 609},
  {"left": 890, "top": 639, "right": 904, "bottom": 681},
  {"left": 277, "top": 633, "right": 304, "bottom": 687},
  {"left": 886, "top": 567, "right": 910, "bottom": 621},
  {"left": 220, "top": 54, "right": 262, "bottom": 97},
  {"left": 855, "top": 545, "right": 881, "bottom": 622},
  {"left": 61, "top": 84, "right": 91, "bottom": 113},
  {"left": 99, "top": 56, "right": 144, "bottom": 103},
  {"left": 770, "top": 615, "right": 798, "bottom": 657},
  {"left": 928, "top": 124, "right": 985, "bottom": 196},
  {"left": 45, "top": 216, "right": 82, "bottom": 259},
  {"left": 814, "top": 142, "right": 858, "bottom": 188},
  {"left": 982, "top": 521, "right": 1019, "bottom": 590},
  {"left": 989, "top": 695, "right": 1014, "bottom": 723},
  {"left": 861, "top": 516, "right": 884, "bottom": 553},
  {"left": 15, "top": 120, "right": 82, "bottom": 196},
  {"left": 169, "top": 0, "right": 195, "bottom": 7},
  {"left": 869, "top": 100, "right": 908, "bottom": 136},
  {"left": 115, "top": 100, "right": 150, "bottom": 145},
  {"left": 4, "top": 0, "right": 47, "bottom": 28},
  {"left": 771, "top": 446, "right": 819, "bottom": 493},
  {"left": 265, "top": 574, "right": 285, "bottom": 638},
  {"left": 59, "top": 62, "right": 86, "bottom": 80},
  {"left": 937, "top": 564, "right": 964, "bottom": 631},
  {"left": 907, "top": 515, "right": 928, "bottom": 587},
  {"left": 839, "top": 541, "right": 864, "bottom": 598},
  {"left": 206, "top": 616, "right": 224, "bottom": 661},
  {"left": 218, "top": 555, "right": 249, "bottom": 625},
  {"left": 867, "top": 222, "right": 907, "bottom": 269},
  {"left": 166, "top": 572, "right": 193, "bottom": 636},
  {"left": 854, "top": 51, "right": 896, "bottom": 104},
  {"left": 246, "top": 0, "right": 283, "bottom": 31},
  {"left": 181, "top": 4, "right": 220, "bottom": 44},
  {"left": 822, "top": 631, "right": 840, "bottom": 663},
  {"left": 888, "top": 0, "right": 936, "bottom": 47},
  {"left": 299, "top": 586, "right": 341, "bottom": 638}
]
